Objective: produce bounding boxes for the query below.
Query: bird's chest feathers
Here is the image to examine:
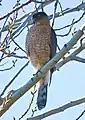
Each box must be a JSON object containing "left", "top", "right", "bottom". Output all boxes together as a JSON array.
[
  {"left": 28, "top": 24, "right": 51, "bottom": 66},
  {"left": 29, "top": 25, "right": 51, "bottom": 44}
]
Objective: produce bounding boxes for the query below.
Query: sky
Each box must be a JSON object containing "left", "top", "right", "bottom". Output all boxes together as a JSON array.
[{"left": 0, "top": 0, "right": 85, "bottom": 120}]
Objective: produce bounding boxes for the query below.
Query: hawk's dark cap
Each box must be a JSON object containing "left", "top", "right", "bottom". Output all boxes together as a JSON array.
[{"left": 33, "top": 12, "right": 48, "bottom": 22}]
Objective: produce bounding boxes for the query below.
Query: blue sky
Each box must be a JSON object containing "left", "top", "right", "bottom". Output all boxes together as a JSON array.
[{"left": 0, "top": 0, "right": 85, "bottom": 120}]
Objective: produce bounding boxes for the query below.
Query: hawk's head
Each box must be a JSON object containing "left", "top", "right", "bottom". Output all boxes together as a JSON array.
[{"left": 32, "top": 12, "right": 49, "bottom": 24}]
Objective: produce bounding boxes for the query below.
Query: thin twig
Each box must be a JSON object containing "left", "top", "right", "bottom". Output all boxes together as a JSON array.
[
  {"left": 1, "top": 0, "right": 56, "bottom": 33},
  {"left": 27, "top": 98, "right": 85, "bottom": 120},
  {"left": 1, "top": 32, "right": 9, "bottom": 47},
  {"left": 76, "top": 110, "right": 85, "bottom": 120},
  {"left": 72, "top": 56, "right": 85, "bottom": 63},
  {"left": 10, "top": 54, "right": 27, "bottom": 59},
  {"left": 0, "top": 49, "right": 27, "bottom": 62},
  {"left": 0, "top": 59, "right": 17, "bottom": 72},
  {"left": 0, "top": 61, "right": 29, "bottom": 97},
  {"left": 55, "top": 12, "right": 85, "bottom": 31},
  {"left": 0, "top": 0, "right": 46, "bottom": 21},
  {"left": 1, "top": 16, "right": 9, "bottom": 32},
  {"left": 56, "top": 18, "right": 74, "bottom": 37},
  {"left": 52, "top": 0, "right": 58, "bottom": 27},
  {"left": 0, "top": 61, "right": 8, "bottom": 66},
  {"left": 19, "top": 85, "right": 37, "bottom": 120},
  {"left": 13, "top": 23, "right": 26, "bottom": 39},
  {"left": 12, "top": 38, "right": 26, "bottom": 54},
  {"left": 58, "top": 0, "right": 63, "bottom": 11},
  {"left": 1, "top": 2, "right": 85, "bottom": 34}
]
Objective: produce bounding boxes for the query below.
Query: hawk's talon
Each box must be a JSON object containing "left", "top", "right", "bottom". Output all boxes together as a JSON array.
[
  {"left": 33, "top": 69, "right": 44, "bottom": 77},
  {"left": 37, "top": 69, "right": 43, "bottom": 74},
  {"left": 33, "top": 69, "right": 42, "bottom": 75},
  {"left": 33, "top": 73, "right": 36, "bottom": 76}
]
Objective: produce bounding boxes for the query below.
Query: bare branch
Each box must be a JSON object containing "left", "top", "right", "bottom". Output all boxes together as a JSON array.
[
  {"left": 0, "top": 16, "right": 9, "bottom": 34},
  {"left": 48, "top": 2, "right": 85, "bottom": 20},
  {"left": 55, "top": 12, "right": 85, "bottom": 31},
  {"left": 52, "top": 0, "right": 58, "bottom": 27},
  {"left": 2, "top": 2, "right": 85, "bottom": 35},
  {"left": 55, "top": 42, "right": 85, "bottom": 70},
  {"left": 56, "top": 18, "right": 74, "bottom": 37},
  {"left": 12, "top": 38, "right": 26, "bottom": 54},
  {"left": 1, "top": 0, "right": 56, "bottom": 32},
  {"left": 9, "top": 55, "right": 27, "bottom": 59},
  {"left": 0, "top": 0, "right": 2, "bottom": 6},
  {"left": 76, "top": 109, "right": 85, "bottom": 120},
  {"left": 27, "top": 97, "right": 85, "bottom": 120},
  {"left": 0, "top": 0, "right": 48, "bottom": 21},
  {"left": 0, "top": 61, "right": 29, "bottom": 97},
  {"left": 0, "top": 46, "right": 27, "bottom": 60},
  {"left": 0, "top": 59, "right": 17, "bottom": 71},
  {"left": 72, "top": 56, "right": 85, "bottom": 63},
  {"left": 19, "top": 85, "right": 37, "bottom": 120}
]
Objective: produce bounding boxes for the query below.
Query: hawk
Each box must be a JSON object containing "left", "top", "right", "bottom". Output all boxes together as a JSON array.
[{"left": 25, "top": 12, "right": 57, "bottom": 110}]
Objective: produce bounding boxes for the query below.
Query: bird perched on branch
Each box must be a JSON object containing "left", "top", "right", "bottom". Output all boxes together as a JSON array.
[{"left": 25, "top": 12, "right": 57, "bottom": 110}]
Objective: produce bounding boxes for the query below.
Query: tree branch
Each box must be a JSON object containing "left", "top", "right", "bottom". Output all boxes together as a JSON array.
[
  {"left": 1, "top": 1, "right": 85, "bottom": 34},
  {"left": 76, "top": 109, "right": 85, "bottom": 120},
  {"left": 55, "top": 42, "right": 85, "bottom": 70},
  {"left": 27, "top": 97, "right": 85, "bottom": 120},
  {"left": 0, "top": 0, "right": 49, "bottom": 21},
  {"left": 0, "top": 61, "right": 29, "bottom": 97},
  {"left": 72, "top": 56, "right": 85, "bottom": 63}
]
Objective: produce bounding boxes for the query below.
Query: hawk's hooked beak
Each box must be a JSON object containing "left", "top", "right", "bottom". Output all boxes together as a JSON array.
[{"left": 33, "top": 18, "right": 41, "bottom": 25}]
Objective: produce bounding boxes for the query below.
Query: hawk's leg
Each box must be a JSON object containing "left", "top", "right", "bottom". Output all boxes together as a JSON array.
[
  {"left": 33, "top": 69, "right": 43, "bottom": 76},
  {"left": 33, "top": 59, "right": 49, "bottom": 77}
]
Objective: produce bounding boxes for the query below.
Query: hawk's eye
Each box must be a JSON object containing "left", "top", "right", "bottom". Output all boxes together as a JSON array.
[
  {"left": 38, "top": 14, "right": 41, "bottom": 17},
  {"left": 36, "top": 14, "right": 41, "bottom": 20},
  {"left": 37, "top": 14, "right": 41, "bottom": 19}
]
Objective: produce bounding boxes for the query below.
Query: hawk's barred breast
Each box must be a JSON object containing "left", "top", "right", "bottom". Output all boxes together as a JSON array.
[{"left": 27, "top": 24, "right": 51, "bottom": 68}]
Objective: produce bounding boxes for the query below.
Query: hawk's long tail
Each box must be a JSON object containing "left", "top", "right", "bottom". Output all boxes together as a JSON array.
[{"left": 37, "top": 71, "right": 50, "bottom": 110}]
